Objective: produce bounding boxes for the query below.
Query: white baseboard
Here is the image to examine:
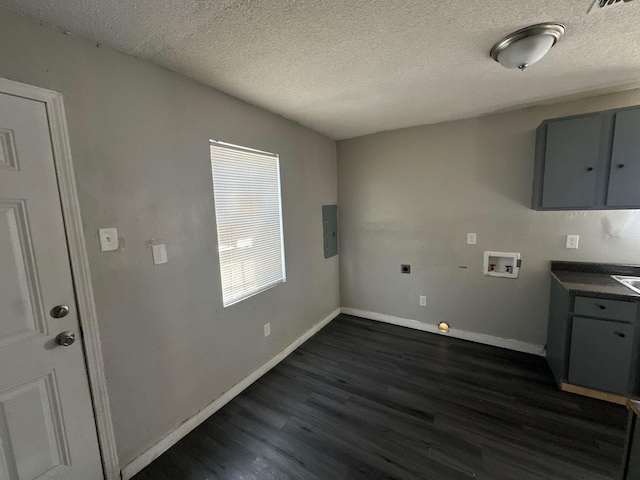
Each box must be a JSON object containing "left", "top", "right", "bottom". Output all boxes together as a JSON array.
[
  {"left": 341, "top": 307, "right": 546, "bottom": 356},
  {"left": 122, "top": 305, "right": 543, "bottom": 478},
  {"left": 121, "top": 307, "right": 341, "bottom": 480}
]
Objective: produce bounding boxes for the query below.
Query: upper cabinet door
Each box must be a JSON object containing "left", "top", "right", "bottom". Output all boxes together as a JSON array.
[
  {"left": 607, "top": 109, "right": 640, "bottom": 207},
  {"left": 541, "top": 115, "right": 602, "bottom": 209}
]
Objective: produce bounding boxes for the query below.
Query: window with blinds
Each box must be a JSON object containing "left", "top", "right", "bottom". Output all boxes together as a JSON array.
[{"left": 210, "top": 140, "right": 286, "bottom": 307}]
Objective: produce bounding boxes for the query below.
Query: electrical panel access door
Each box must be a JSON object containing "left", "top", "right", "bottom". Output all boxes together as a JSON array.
[{"left": 322, "top": 205, "right": 338, "bottom": 258}]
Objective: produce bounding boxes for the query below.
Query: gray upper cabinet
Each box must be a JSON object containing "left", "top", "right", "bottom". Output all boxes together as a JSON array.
[
  {"left": 607, "top": 109, "right": 640, "bottom": 207},
  {"left": 532, "top": 105, "right": 640, "bottom": 210},
  {"left": 541, "top": 116, "right": 602, "bottom": 209}
]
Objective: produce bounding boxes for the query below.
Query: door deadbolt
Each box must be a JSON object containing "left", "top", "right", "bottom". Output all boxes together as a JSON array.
[
  {"left": 50, "top": 305, "right": 70, "bottom": 318},
  {"left": 56, "top": 331, "right": 76, "bottom": 347}
]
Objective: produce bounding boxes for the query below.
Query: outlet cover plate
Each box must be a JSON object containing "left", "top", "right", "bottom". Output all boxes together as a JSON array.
[
  {"left": 467, "top": 233, "right": 477, "bottom": 245},
  {"left": 99, "top": 228, "right": 118, "bottom": 252},
  {"left": 152, "top": 244, "right": 168, "bottom": 264},
  {"left": 566, "top": 235, "right": 579, "bottom": 249}
]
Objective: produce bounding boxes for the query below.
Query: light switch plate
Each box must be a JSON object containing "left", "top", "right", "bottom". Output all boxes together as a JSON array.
[
  {"left": 419, "top": 295, "right": 427, "bottom": 307},
  {"left": 264, "top": 323, "right": 271, "bottom": 337},
  {"left": 467, "top": 233, "right": 477, "bottom": 245},
  {"left": 152, "top": 244, "right": 168, "bottom": 264},
  {"left": 566, "top": 235, "right": 579, "bottom": 249},
  {"left": 98, "top": 228, "right": 118, "bottom": 252}
]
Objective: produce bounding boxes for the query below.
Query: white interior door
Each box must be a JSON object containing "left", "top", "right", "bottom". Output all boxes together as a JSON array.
[{"left": 0, "top": 92, "right": 103, "bottom": 479}]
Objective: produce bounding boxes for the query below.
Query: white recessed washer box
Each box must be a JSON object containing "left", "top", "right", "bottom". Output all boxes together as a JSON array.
[{"left": 483, "top": 252, "right": 521, "bottom": 279}]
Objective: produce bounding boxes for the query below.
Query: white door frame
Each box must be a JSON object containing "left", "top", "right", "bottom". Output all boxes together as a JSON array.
[{"left": 0, "top": 77, "right": 120, "bottom": 480}]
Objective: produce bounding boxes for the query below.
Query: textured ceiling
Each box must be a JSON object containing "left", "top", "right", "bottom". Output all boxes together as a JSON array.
[{"left": 3, "top": 0, "right": 640, "bottom": 139}]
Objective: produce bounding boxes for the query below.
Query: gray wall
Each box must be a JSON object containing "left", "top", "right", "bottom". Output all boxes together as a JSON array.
[
  {"left": 0, "top": 8, "right": 339, "bottom": 467},
  {"left": 338, "top": 89, "right": 640, "bottom": 348}
]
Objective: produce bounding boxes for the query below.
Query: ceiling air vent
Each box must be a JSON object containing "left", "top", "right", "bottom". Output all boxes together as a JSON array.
[{"left": 589, "top": 0, "right": 635, "bottom": 13}]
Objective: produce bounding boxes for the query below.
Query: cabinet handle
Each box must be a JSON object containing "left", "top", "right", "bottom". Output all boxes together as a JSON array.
[
  {"left": 597, "top": 304, "right": 606, "bottom": 310},
  {"left": 615, "top": 332, "right": 626, "bottom": 338},
  {"left": 586, "top": 167, "right": 594, "bottom": 171},
  {"left": 618, "top": 164, "right": 625, "bottom": 169}
]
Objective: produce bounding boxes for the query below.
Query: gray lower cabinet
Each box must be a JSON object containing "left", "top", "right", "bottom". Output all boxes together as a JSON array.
[
  {"left": 546, "top": 276, "right": 640, "bottom": 396},
  {"left": 622, "top": 403, "right": 640, "bottom": 480},
  {"left": 568, "top": 317, "right": 633, "bottom": 394},
  {"left": 532, "top": 104, "right": 640, "bottom": 210},
  {"left": 546, "top": 278, "right": 571, "bottom": 385},
  {"left": 574, "top": 295, "right": 637, "bottom": 321}
]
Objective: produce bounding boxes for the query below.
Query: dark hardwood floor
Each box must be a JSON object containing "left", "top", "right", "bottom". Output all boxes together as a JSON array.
[{"left": 133, "top": 314, "right": 628, "bottom": 480}]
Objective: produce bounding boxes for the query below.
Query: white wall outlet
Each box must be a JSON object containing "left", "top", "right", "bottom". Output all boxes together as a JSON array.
[
  {"left": 98, "top": 228, "right": 118, "bottom": 252},
  {"left": 419, "top": 295, "right": 427, "bottom": 307},
  {"left": 152, "top": 244, "right": 168, "bottom": 264},
  {"left": 466, "top": 233, "right": 477, "bottom": 245},
  {"left": 565, "top": 235, "right": 579, "bottom": 249},
  {"left": 264, "top": 323, "right": 271, "bottom": 337}
]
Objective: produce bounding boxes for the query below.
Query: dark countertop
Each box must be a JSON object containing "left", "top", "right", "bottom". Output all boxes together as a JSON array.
[{"left": 551, "top": 261, "right": 640, "bottom": 301}]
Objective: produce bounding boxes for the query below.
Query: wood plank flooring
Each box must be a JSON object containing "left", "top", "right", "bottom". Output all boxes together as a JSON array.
[{"left": 133, "top": 314, "right": 628, "bottom": 479}]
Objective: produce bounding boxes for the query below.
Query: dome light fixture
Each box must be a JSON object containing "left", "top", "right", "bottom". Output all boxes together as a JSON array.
[{"left": 490, "top": 23, "right": 566, "bottom": 71}]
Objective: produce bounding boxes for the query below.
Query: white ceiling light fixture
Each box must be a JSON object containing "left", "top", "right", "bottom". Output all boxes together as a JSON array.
[{"left": 490, "top": 23, "right": 566, "bottom": 71}]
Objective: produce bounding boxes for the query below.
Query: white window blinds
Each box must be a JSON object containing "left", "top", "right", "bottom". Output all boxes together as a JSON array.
[{"left": 210, "top": 140, "right": 286, "bottom": 307}]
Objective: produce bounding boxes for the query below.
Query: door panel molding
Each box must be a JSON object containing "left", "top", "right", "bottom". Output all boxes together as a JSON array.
[
  {"left": 0, "top": 200, "right": 47, "bottom": 346},
  {"left": 0, "top": 371, "right": 72, "bottom": 479},
  {"left": 0, "top": 128, "right": 18, "bottom": 170},
  {"left": 0, "top": 78, "right": 119, "bottom": 480}
]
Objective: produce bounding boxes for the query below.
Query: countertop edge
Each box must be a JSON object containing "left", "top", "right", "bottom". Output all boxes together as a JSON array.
[
  {"left": 550, "top": 268, "right": 640, "bottom": 301},
  {"left": 628, "top": 399, "right": 640, "bottom": 418}
]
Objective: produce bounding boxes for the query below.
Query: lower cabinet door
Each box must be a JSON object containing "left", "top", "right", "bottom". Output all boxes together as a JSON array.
[
  {"left": 568, "top": 317, "right": 633, "bottom": 394},
  {"left": 624, "top": 416, "right": 640, "bottom": 479}
]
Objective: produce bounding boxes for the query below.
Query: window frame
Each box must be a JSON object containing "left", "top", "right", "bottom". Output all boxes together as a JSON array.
[{"left": 209, "top": 139, "right": 286, "bottom": 307}]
